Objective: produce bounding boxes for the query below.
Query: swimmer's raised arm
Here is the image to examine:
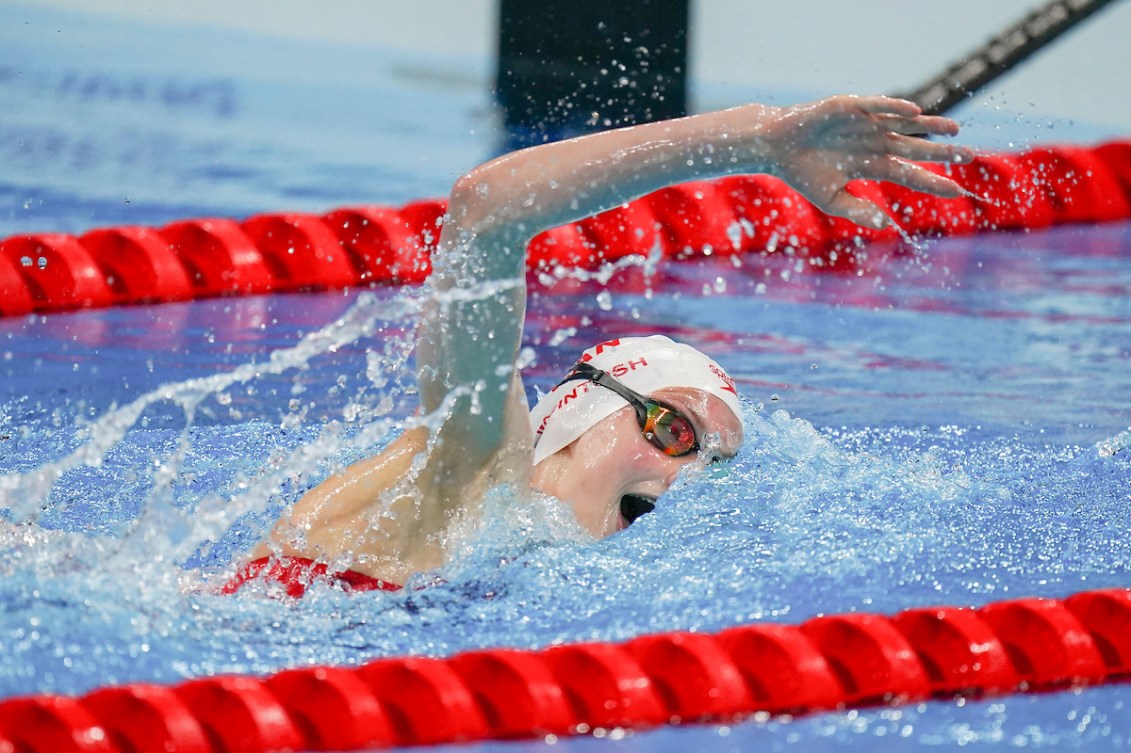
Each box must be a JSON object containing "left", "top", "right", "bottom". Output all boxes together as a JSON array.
[
  {"left": 448, "top": 95, "right": 972, "bottom": 241},
  {"left": 416, "top": 95, "right": 974, "bottom": 488}
]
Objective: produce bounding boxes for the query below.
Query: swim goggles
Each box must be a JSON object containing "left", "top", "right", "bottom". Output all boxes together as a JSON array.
[{"left": 556, "top": 362, "right": 701, "bottom": 458}]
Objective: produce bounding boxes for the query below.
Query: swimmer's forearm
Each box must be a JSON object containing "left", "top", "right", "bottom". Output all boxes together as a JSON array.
[{"left": 447, "top": 103, "right": 782, "bottom": 240}]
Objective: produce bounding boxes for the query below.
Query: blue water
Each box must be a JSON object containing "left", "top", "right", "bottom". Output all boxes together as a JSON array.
[{"left": 3, "top": 4, "right": 1131, "bottom": 751}]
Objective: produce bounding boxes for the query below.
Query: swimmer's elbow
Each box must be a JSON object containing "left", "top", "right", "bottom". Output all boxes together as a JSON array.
[
  {"left": 447, "top": 162, "right": 548, "bottom": 243},
  {"left": 447, "top": 170, "right": 504, "bottom": 237}
]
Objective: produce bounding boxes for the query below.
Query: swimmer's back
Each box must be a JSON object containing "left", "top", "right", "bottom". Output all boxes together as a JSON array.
[{"left": 255, "top": 428, "right": 443, "bottom": 585}]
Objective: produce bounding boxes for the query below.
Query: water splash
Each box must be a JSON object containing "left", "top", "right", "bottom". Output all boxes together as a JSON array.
[{"left": 0, "top": 291, "right": 425, "bottom": 574}]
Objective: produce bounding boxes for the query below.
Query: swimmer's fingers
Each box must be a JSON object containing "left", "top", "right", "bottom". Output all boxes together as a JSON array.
[
  {"left": 877, "top": 113, "right": 963, "bottom": 138},
  {"left": 849, "top": 95, "right": 924, "bottom": 119},
  {"left": 886, "top": 133, "right": 976, "bottom": 164},
  {"left": 837, "top": 95, "right": 959, "bottom": 135},
  {"left": 868, "top": 156, "right": 967, "bottom": 197},
  {"left": 824, "top": 188, "right": 892, "bottom": 229}
]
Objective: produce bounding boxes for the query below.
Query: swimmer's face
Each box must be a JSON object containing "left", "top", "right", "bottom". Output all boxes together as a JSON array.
[{"left": 531, "top": 387, "right": 743, "bottom": 538}]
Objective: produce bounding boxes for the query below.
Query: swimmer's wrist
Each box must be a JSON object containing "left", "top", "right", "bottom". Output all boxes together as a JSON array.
[{"left": 689, "top": 103, "right": 785, "bottom": 179}]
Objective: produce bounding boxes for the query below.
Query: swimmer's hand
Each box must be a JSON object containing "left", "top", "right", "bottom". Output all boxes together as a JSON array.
[{"left": 752, "top": 95, "right": 975, "bottom": 229}]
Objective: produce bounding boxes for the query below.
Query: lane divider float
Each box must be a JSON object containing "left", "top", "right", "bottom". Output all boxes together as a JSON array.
[
  {"left": 2, "top": 140, "right": 1129, "bottom": 318},
  {"left": 0, "top": 588, "right": 1128, "bottom": 752}
]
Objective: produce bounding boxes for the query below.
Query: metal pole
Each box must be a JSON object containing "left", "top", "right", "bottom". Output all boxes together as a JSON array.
[{"left": 897, "top": 0, "right": 1123, "bottom": 115}]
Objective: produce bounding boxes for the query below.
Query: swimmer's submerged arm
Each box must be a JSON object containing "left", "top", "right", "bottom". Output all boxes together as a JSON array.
[{"left": 415, "top": 95, "right": 975, "bottom": 502}]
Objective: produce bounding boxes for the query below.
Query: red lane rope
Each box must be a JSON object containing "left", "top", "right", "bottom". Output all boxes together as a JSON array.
[
  {"left": 0, "top": 588, "right": 1128, "bottom": 751},
  {"left": 2, "top": 141, "right": 1130, "bottom": 318}
]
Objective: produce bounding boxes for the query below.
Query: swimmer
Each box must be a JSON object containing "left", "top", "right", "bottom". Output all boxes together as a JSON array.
[{"left": 232, "top": 95, "right": 974, "bottom": 593}]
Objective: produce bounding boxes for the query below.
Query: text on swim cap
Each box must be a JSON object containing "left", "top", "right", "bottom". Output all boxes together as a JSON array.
[
  {"left": 534, "top": 357, "right": 649, "bottom": 437},
  {"left": 608, "top": 358, "right": 648, "bottom": 377},
  {"left": 579, "top": 338, "right": 622, "bottom": 362},
  {"left": 534, "top": 382, "right": 590, "bottom": 436},
  {"left": 709, "top": 363, "right": 738, "bottom": 395}
]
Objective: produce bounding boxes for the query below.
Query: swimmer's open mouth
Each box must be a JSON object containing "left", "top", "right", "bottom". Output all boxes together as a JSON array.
[{"left": 619, "top": 494, "right": 657, "bottom": 525}]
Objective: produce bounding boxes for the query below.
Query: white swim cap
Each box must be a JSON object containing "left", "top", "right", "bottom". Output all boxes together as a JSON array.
[{"left": 529, "top": 335, "right": 743, "bottom": 466}]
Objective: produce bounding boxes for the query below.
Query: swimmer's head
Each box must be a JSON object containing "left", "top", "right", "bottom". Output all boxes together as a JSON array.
[
  {"left": 529, "top": 336, "right": 744, "bottom": 536},
  {"left": 530, "top": 335, "right": 743, "bottom": 465}
]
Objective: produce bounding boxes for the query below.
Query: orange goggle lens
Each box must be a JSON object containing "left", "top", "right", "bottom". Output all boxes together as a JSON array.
[{"left": 642, "top": 403, "right": 698, "bottom": 457}]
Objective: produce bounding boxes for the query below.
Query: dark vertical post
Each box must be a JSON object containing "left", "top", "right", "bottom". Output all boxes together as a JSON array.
[{"left": 495, "top": 0, "right": 690, "bottom": 148}]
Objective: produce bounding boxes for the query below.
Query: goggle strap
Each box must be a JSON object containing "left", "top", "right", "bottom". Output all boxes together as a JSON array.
[
  {"left": 559, "top": 363, "right": 650, "bottom": 425},
  {"left": 555, "top": 361, "right": 698, "bottom": 457}
]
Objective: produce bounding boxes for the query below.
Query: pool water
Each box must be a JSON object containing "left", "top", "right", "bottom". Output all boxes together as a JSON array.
[{"left": 3, "top": 4, "right": 1131, "bottom": 751}]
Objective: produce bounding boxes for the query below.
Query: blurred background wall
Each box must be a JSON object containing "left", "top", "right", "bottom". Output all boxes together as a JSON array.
[{"left": 25, "top": 0, "right": 1131, "bottom": 134}]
